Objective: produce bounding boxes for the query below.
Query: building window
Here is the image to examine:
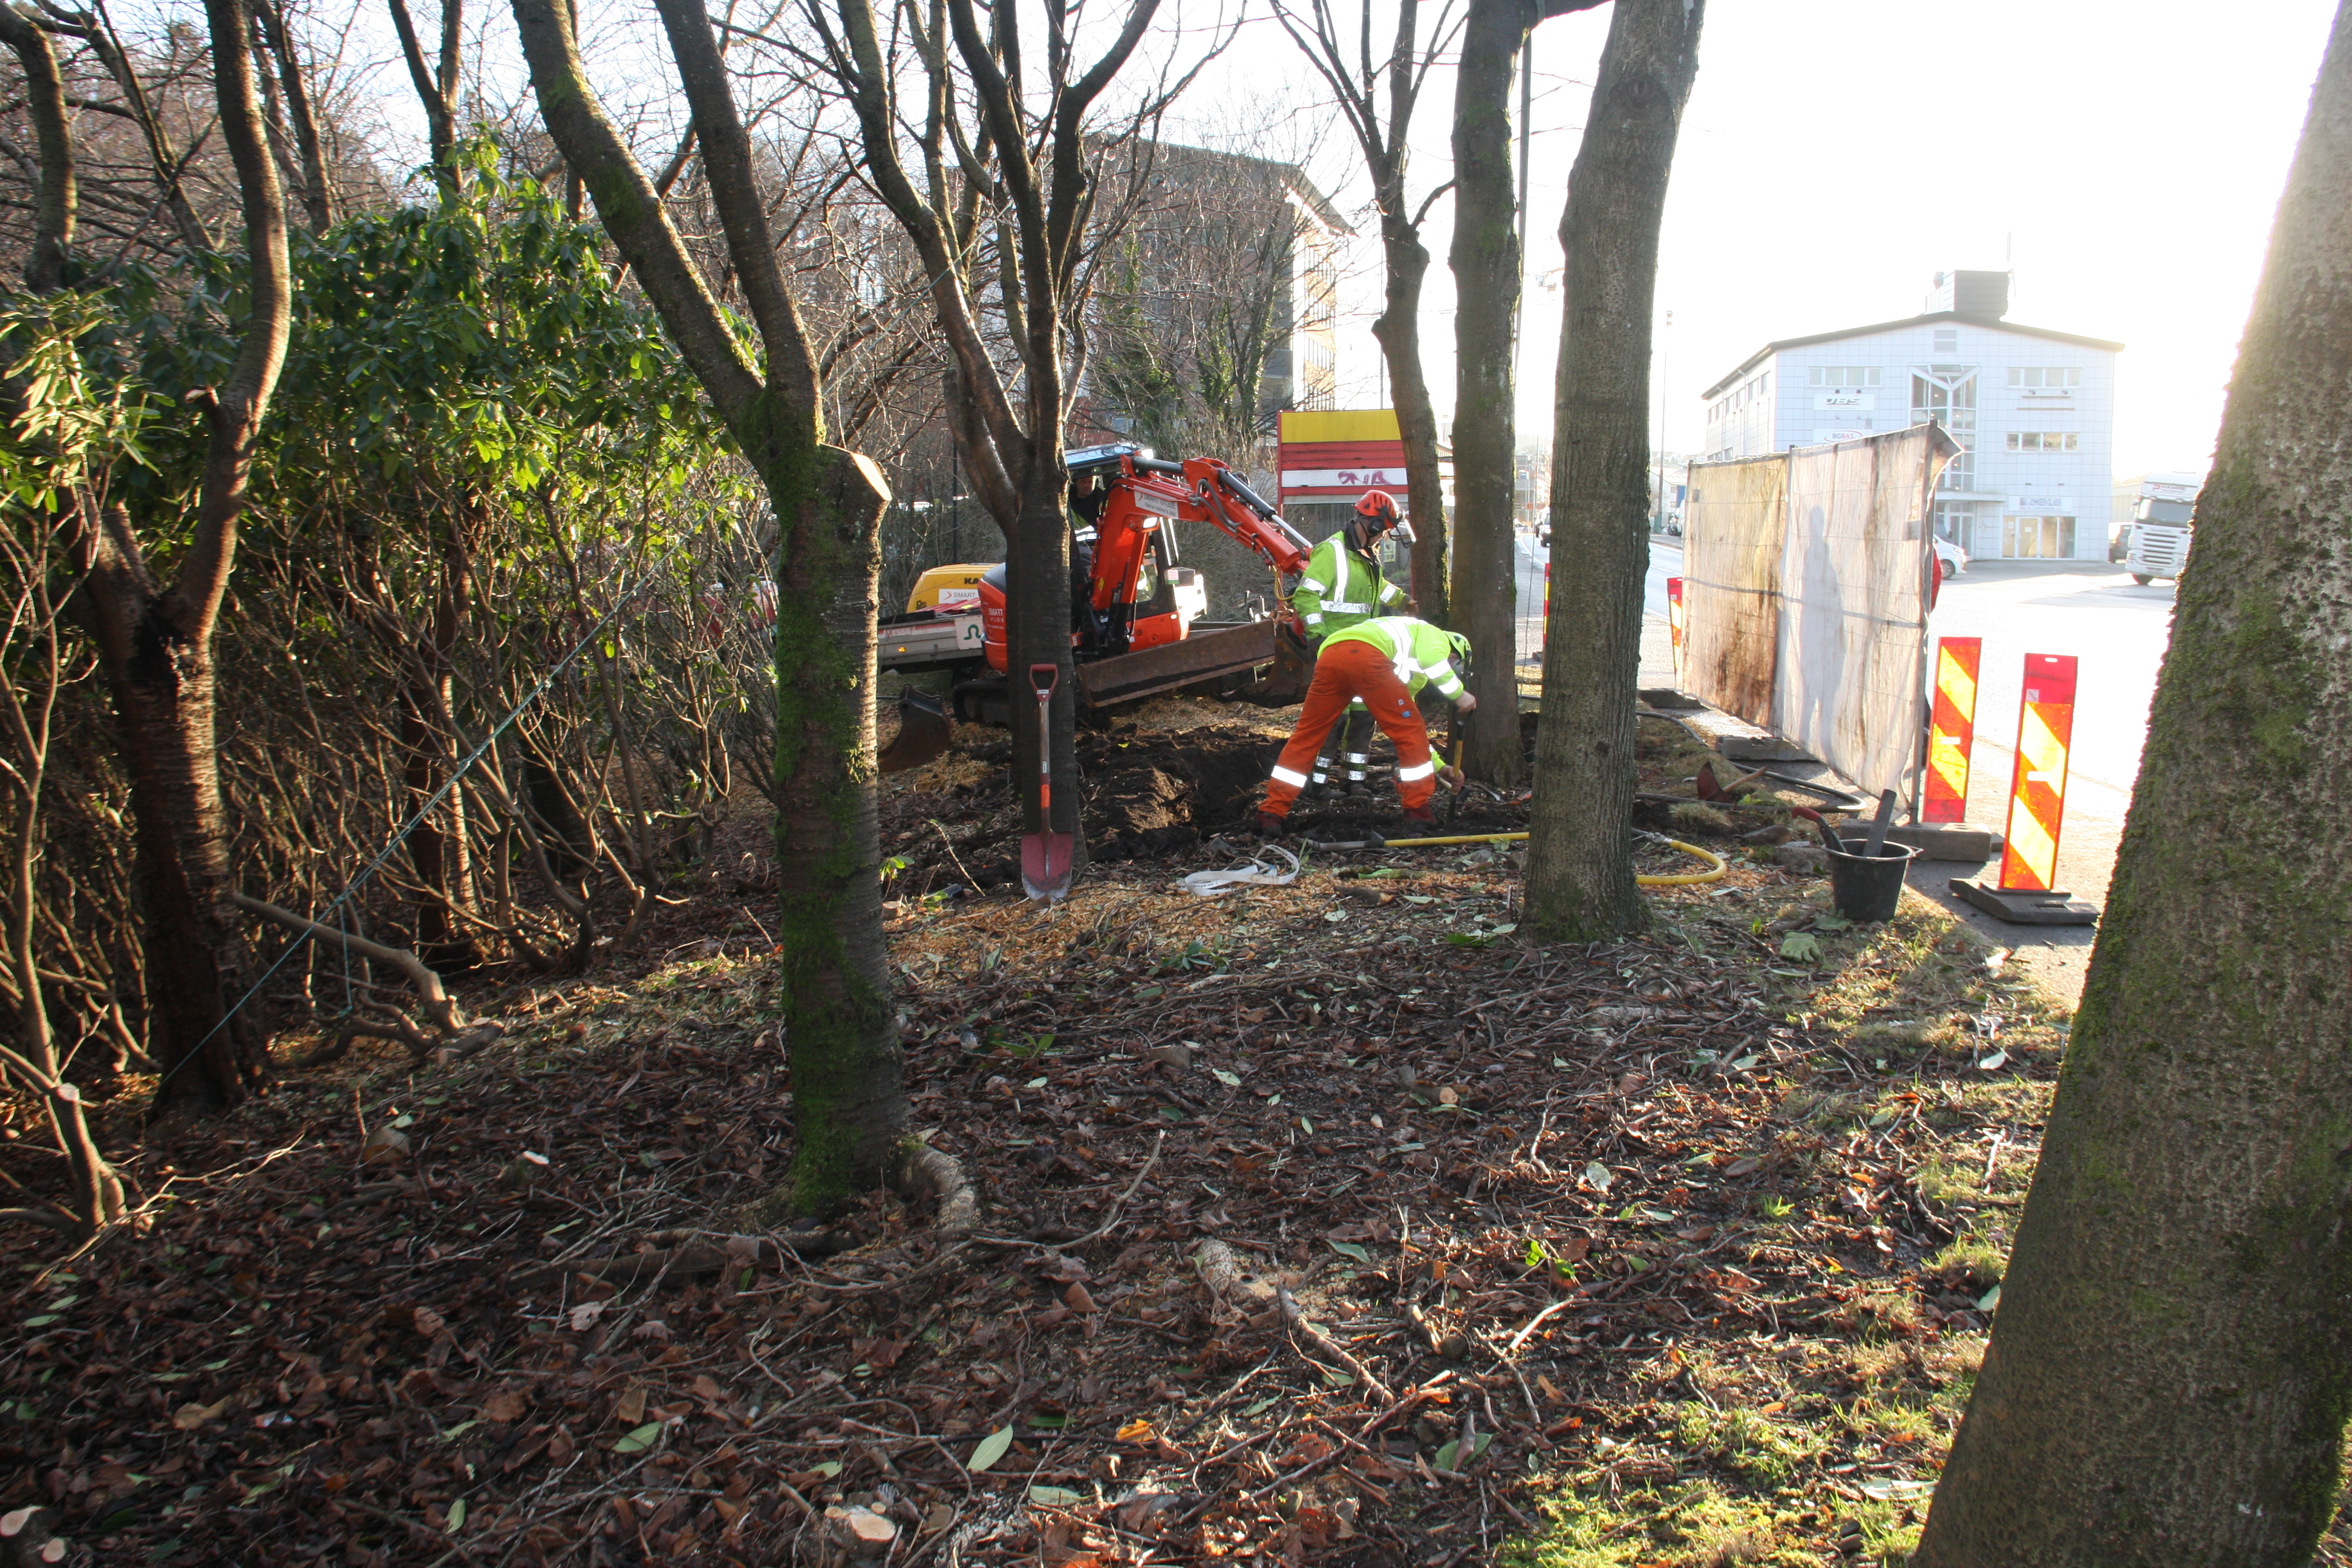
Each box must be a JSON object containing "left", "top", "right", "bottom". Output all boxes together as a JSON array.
[
  {"left": 2004, "top": 515, "right": 2077, "bottom": 559},
  {"left": 1808, "top": 366, "right": 1882, "bottom": 387},
  {"left": 1933, "top": 328, "right": 1958, "bottom": 353},
  {"left": 1913, "top": 368, "right": 1978, "bottom": 491},
  {"left": 2006, "top": 432, "right": 2080, "bottom": 452},
  {"left": 2008, "top": 367, "right": 2082, "bottom": 388}
]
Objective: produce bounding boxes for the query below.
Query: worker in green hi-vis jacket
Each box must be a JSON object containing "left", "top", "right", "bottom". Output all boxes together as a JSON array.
[{"left": 1290, "top": 490, "right": 1414, "bottom": 797}]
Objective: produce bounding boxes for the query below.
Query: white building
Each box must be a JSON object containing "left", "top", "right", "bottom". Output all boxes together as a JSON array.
[{"left": 1699, "top": 272, "right": 2122, "bottom": 561}]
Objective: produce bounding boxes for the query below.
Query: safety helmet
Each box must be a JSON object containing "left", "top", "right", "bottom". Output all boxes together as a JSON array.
[
  {"left": 1347, "top": 489, "right": 1402, "bottom": 552},
  {"left": 1443, "top": 628, "right": 1474, "bottom": 681}
]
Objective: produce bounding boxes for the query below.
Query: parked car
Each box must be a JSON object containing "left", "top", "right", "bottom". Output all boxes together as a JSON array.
[
  {"left": 2109, "top": 524, "right": 2133, "bottom": 563},
  {"left": 1932, "top": 536, "right": 1969, "bottom": 575}
]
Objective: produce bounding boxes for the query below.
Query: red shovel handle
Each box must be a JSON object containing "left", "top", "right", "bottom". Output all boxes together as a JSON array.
[{"left": 1029, "top": 663, "right": 1058, "bottom": 698}]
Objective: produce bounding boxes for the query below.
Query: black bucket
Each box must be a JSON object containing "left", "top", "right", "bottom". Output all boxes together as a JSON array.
[{"left": 1826, "top": 841, "right": 1919, "bottom": 923}]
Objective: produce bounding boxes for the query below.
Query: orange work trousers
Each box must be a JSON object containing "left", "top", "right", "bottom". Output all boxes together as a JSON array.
[{"left": 1262, "top": 639, "right": 1434, "bottom": 818}]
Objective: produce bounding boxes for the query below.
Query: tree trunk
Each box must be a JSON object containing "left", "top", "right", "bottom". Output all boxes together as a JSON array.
[
  {"left": 1913, "top": 10, "right": 2352, "bottom": 1563},
  {"left": 0, "top": 5, "right": 76, "bottom": 292},
  {"left": 77, "top": 511, "right": 266, "bottom": 1115},
  {"left": 1371, "top": 223, "right": 1449, "bottom": 629},
  {"left": 1449, "top": 0, "right": 1530, "bottom": 784},
  {"left": 765, "top": 439, "right": 906, "bottom": 1209},
  {"left": 1524, "top": 0, "right": 1702, "bottom": 940},
  {"left": 1006, "top": 463, "right": 1084, "bottom": 858}
]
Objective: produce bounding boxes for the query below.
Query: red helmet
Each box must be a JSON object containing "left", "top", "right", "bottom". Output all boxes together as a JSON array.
[{"left": 1355, "top": 490, "right": 1400, "bottom": 528}]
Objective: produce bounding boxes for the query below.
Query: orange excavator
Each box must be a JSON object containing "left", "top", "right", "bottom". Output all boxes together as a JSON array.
[{"left": 875, "top": 443, "right": 1318, "bottom": 771}]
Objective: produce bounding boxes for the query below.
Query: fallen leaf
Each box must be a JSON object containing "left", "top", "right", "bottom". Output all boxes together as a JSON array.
[
  {"left": 172, "top": 1399, "right": 227, "bottom": 1431},
  {"left": 568, "top": 1301, "right": 606, "bottom": 1333},
  {"left": 482, "top": 1390, "right": 529, "bottom": 1424},
  {"left": 614, "top": 1385, "right": 647, "bottom": 1425},
  {"left": 1064, "top": 1282, "right": 1098, "bottom": 1313},
  {"left": 1582, "top": 1161, "right": 1613, "bottom": 1194},
  {"left": 612, "top": 1421, "right": 662, "bottom": 1455},
  {"left": 969, "top": 1425, "right": 1015, "bottom": 1472}
]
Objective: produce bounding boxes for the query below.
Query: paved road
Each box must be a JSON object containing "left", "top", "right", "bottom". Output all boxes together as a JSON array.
[{"left": 1509, "top": 531, "right": 1687, "bottom": 672}]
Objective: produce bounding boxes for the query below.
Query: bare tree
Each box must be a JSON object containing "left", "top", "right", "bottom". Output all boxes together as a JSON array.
[
  {"left": 810, "top": 0, "right": 1211, "bottom": 858},
  {"left": 1448, "top": 0, "right": 1599, "bottom": 783},
  {"left": 509, "top": 0, "right": 907, "bottom": 1208},
  {"left": 1273, "top": 0, "right": 1459, "bottom": 623},
  {"left": 1524, "top": 0, "right": 1701, "bottom": 938},
  {"left": 1915, "top": 5, "right": 2352, "bottom": 1561}
]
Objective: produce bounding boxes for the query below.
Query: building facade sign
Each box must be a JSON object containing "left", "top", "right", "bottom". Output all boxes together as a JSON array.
[{"left": 2004, "top": 494, "right": 2073, "bottom": 513}]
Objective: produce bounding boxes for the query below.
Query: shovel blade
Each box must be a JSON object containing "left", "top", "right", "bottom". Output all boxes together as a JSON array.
[
  {"left": 877, "top": 688, "right": 953, "bottom": 774},
  {"left": 1022, "top": 831, "right": 1075, "bottom": 902}
]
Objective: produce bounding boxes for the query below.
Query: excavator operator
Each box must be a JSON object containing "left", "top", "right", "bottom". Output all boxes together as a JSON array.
[
  {"left": 1292, "top": 490, "right": 1414, "bottom": 797},
  {"left": 1255, "top": 616, "right": 1474, "bottom": 835}
]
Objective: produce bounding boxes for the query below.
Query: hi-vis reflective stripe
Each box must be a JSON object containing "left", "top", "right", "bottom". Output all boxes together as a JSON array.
[
  {"left": 1325, "top": 599, "right": 1373, "bottom": 613},
  {"left": 1298, "top": 577, "right": 1328, "bottom": 595},
  {"left": 1396, "top": 760, "right": 1436, "bottom": 782},
  {"left": 1270, "top": 765, "right": 1310, "bottom": 787},
  {"left": 1997, "top": 653, "right": 2077, "bottom": 892},
  {"left": 1304, "top": 612, "right": 1325, "bottom": 625},
  {"left": 1923, "top": 636, "right": 1982, "bottom": 825}
]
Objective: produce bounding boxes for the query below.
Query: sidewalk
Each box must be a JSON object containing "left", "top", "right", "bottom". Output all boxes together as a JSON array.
[{"left": 1637, "top": 611, "right": 2115, "bottom": 1010}]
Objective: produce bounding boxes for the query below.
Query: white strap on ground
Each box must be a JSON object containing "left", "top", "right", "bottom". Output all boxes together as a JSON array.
[{"left": 1180, "top": 846, "right": 1301, "bottom": 897}]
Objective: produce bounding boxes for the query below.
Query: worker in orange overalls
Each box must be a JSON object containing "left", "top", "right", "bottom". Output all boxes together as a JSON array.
[{"left": 1255, "top": 616, "right": 1476, "bottom": 835}]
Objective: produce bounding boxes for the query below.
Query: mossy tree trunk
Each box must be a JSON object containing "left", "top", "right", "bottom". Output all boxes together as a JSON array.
[
  {"left": 1524, "top": 0, "right": 1702, "bottom": 940},
  {"left": 1914, "top": 10, "right": 2352, "bottom": 1563},
  {"left": 512, "top": 0, "right": 907, "bottom": 1206}
]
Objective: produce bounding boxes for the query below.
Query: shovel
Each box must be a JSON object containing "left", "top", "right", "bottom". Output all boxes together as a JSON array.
[
  {"left": 1021, "top": 664, "right": 1074, "bottom": 902},
  {"left": 876, "top": 688, "right": 952, "bottom": 774}
]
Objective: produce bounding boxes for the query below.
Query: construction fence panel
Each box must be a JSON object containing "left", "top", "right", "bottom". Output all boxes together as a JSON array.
[
  {"left": 1682, "top": 425, "right": 1957, "bottom": 801},
  {"left": 1679, "top": 455, "right": 1789, "bottom": 728}
]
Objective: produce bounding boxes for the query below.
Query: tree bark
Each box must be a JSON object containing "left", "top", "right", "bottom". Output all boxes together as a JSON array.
[
  {"left": 1523, "top": 0, "right": 1701, "bottom": 940},
  {"left": 1449, "top": 0, "right": 1532, "bottom": 785},
  {"left": 67, "top": 0, "right": 292, "bottom": 1117},
  {"left": 1913, "top": 8, "right": 2352, "bottom": 1563},
  {"left": 249, "top": 0, "right": 333, "bottom": 230},
  {"left": 0, "top": 5, "right": 76, "bottom": 291},
  {"left": 1451, "top": 0, "right": 1605, "bottom": 783},
  {"left": 511, "top": 0, "right": 909, "bottom": 1206},
  {"left": 1374, "top": 219, "right": 1450, "bottom": 627}
]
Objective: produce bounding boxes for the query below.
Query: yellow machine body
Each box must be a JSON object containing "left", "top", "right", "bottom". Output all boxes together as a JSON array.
[{"left": 906, "top": 564, "right": 996, "bottom": 615}]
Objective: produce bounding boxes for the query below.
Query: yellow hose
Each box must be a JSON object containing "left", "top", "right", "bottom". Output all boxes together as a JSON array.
[{"left": 1368, "top": 831, "right": 1728, "bottom": 887}]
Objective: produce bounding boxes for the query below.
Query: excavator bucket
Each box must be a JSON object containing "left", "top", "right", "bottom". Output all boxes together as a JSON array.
[{"left": 877, "top": 688, "right": 953, "bottom": 774}]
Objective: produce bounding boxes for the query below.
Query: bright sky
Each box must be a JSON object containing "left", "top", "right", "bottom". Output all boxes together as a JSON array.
[
  {"left": 333, "top": 0, "right": 2338, "bottom": 483},
  {"left": 1205, "top": 0, "right": 2341, "bottom": 482}
]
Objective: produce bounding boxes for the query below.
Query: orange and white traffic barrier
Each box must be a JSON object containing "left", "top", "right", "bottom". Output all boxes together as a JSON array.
[
  {"left": 1997, "top": 653, "right": 2077, "bottom": 892},
  {"left": 1667, "top": 576, "right": 1685, "bottom": 671},
  {"left": 1923, "top": 636, "right": 1981, "bottom": 825}
]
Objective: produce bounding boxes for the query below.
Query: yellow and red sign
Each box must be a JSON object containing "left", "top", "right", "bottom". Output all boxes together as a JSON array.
[
  {"left": 1997, "top": 653, "right": 2077, "bottom": 892},
  {"left": 1923, "top": 636, "right": 1981, "bottom": 825},
  {"left": 1277, "top": 409, "right": 1408, "bottom": 506}
]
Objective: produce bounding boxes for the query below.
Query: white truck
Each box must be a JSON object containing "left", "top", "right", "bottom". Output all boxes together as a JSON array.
[{"left": 2109, "top": 472, "right": 2199, "bottom": 586}]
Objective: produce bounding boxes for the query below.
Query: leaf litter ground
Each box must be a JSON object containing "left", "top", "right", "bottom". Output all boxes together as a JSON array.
[{"left": 8, "top": 705, "right": 2325, "bottom": 1567}]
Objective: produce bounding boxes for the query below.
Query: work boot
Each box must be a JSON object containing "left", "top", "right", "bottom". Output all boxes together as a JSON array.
[
  {"left": 1253, "top": 812, "right": 1287, "bottom": 839},
  {"left": 1399, "top": 806, "right": 1437, "bottom": 829}
]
